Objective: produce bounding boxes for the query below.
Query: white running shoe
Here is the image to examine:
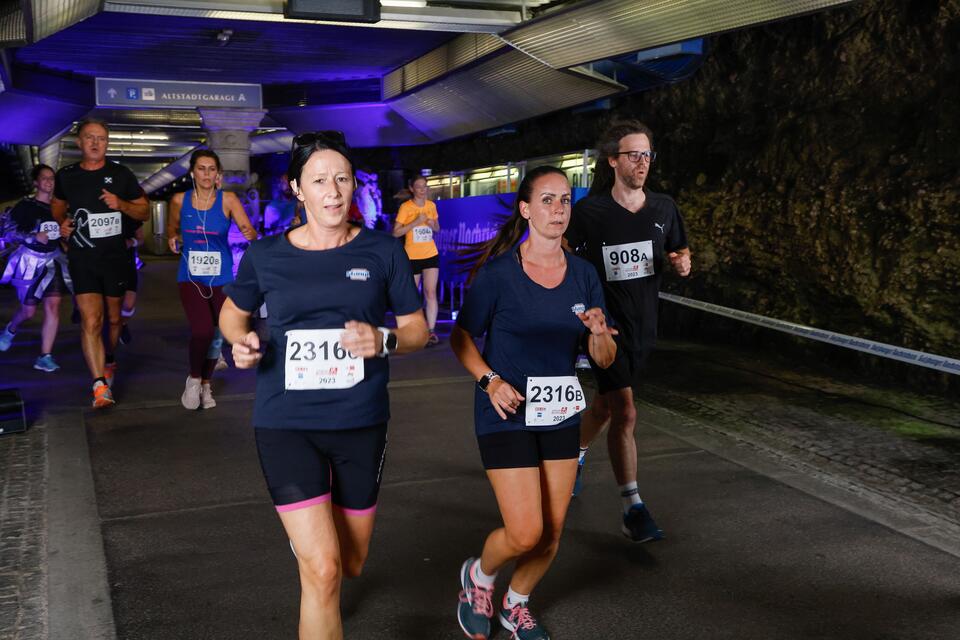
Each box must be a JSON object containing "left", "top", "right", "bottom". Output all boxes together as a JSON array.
[
  {"left": 181, "top": 377, "right": 201, "bottom": 410},
  {"left": 200, "top": 383, "right": 216, "bottom": 409}
]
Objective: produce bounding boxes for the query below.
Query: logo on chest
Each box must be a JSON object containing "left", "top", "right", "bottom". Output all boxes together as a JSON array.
[
  {"left": 104, "top": 177, "right": 113, "bottom": 185},
  {"left": 654, "top": 222, "right": 665, "bottom": 235},
  {"left": 346, "top": 268, "right": 370, "bottom": 282},
  {"left": 571, "top": 303, "right": 586, "bottom": 315}
]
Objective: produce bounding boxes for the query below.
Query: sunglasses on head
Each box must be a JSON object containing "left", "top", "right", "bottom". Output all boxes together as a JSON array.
[{"left": 292, "top": 130, "right": 347, "bottom": 149}]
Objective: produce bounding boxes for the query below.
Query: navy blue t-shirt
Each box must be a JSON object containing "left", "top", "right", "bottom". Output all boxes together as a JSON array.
[
  {"left": 457, "top": 248, "right": 608, "bottom": 436},
  {"left": 224, "top": 228, "right": 421, "bottom": 430}
]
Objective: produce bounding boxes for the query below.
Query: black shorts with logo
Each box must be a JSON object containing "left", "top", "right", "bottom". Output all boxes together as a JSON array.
[
  {"left": 68, "top": 250, "right": 129, "bottom": 297},
  {"left": 477, "top": 423, "right": 580, "bottom": 470},
  {"left": 587, "top": 335, "right": 650, "bottom": 395},
  {"left": 254, "top": 423, "right": 388, "bottom": 514}
]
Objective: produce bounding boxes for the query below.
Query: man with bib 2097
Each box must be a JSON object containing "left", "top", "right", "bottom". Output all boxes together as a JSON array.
[
  {"left": 564, "top": 119, "right": 692, "bottom": 543},
  {"left": 53, "top": 118, "right": 150, "bottom": 408}
]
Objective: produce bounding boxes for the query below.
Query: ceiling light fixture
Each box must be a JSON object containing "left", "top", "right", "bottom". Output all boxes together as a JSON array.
[{"left": 216, "top": 29, "right": 234, "bottom": 46}]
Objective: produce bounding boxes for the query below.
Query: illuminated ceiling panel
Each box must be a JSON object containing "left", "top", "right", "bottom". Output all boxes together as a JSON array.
[{"left": 502, "top": 0, "right": 860, "bottom": 68}]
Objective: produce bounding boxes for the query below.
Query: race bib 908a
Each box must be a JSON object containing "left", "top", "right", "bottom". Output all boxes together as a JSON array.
[
  {"left": 601, "top": 241, "right": 654, "bottom": 282},
  {"left": 284, "top": 329, "right": 364, "bottom": 390}
]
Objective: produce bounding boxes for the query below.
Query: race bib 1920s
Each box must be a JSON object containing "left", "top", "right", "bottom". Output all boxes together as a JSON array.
[
  {"left": 284, "top": 329, "right": 364, "bottom": 390},
  {"left": 188, "top": 250, "right": 222, "bottom": 277}
]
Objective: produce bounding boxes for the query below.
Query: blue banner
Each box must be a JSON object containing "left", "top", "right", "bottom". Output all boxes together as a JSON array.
[
  {"left": 95, "top": 78, "right": 262, "bottom": 109},
  {"left": 434, "top": 188, "right": 589, "bottom": 284}
]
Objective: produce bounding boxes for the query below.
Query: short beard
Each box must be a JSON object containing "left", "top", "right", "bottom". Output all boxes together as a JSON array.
[{"left": 617, "top": 169, "right": 646, "bottom": 191}]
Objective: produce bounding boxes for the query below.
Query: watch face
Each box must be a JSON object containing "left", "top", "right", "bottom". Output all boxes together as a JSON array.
[{"left": 386, "top": 332, "right": 399, "bottom": 351}]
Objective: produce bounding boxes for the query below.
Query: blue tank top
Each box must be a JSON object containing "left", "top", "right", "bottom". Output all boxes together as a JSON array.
[{"left": 176, "top": 189, "right": 234, "bottom": 286}]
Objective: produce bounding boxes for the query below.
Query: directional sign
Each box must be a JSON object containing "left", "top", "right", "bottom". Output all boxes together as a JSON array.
[{"left": 95, "top": 78, "right": 262, "bottom": 109}]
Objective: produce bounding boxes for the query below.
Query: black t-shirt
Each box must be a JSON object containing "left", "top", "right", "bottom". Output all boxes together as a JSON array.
[
  {"left": 457, "top": 249, "right": 608, "bottom": 435},
  {"left": 565, "top": 190, "right": 688, "bottom": 354},
  {"left": 54, "top": 162, "right": 142, "bottom": 256},
  {"left": 224, "top": 228, "right": 422, "bottom": 430},
  {"left": 10, "top": 198, "right": 59, "bottom": 254}
]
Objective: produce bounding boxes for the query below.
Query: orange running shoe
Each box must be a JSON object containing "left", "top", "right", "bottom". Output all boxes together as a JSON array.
[
  {"left": 92, "top": 382, "right": 115, "bottom": 409},
  {"left": 104, "top": 362, "right": 117, "bottom": 388}
]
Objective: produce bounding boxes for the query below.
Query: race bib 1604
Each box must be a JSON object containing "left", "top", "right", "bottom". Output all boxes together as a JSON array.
[
  {"left": 412, "top": 225, "right": 433, "bottom": 243},
  {"left": 284, "top": 329, "right": 364, "bottom": 390}
]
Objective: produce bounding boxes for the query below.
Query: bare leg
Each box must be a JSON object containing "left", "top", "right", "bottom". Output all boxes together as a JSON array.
[
  {"left": 510, "top": 458, "right": 578, "bottom": 594},
  {"left": 478, "top": 467, "right": 543, "bottom": 576},
  {"left": 278, "top": 502, "right": 359, "bottom": 640},
  {"left": 7, "top": 303, "right": 37, "bottom": 333},
  {"left": 76, "top": 294, "right": 106, "bottom": 378},
  {"left": 605, "top": 387, "right": 638, "bottom": 485},
  {"left": 579, "top": 392, "right": 611, "bottom": 448},
  {"left": 40, "top": 295, "right": 61, "bottom": 354},
  {"left": 331, "top": 508, "right": 377, "bottom": 578},
  {"left": 421, "top": 267, "right": 439, "bottom": 331},
  {"left": 104, "top": 296, "right": 123, "bottom": 355}
]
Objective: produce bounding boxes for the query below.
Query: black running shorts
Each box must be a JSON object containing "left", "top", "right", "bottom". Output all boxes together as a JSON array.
[
  {"left": 124, "top": 250, "right": 139, "bottom": 293},
  {"left": 68, "top": 251, "right": 129, "bottom": 297},
  {"left": 477, "top": 423, "right": 580, "bottom": 470},
  {"left": 588, "top": 336, "right": 650, "bottom": 395},
  {"left": 409, "top": 254, "right": 439, "bottom": 275},
  {"left": 254, "top": 423, "right": 388, "bottom": 515}
]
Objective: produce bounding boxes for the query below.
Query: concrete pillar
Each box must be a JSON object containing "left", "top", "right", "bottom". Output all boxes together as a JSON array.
[{"left": 198, "top": 108, "right": 266, "bottom": 191}]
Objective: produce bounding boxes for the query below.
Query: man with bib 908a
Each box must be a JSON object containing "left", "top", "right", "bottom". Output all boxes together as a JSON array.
[{"left": 564, "top": 119, "right": 692, "bottom": 543}]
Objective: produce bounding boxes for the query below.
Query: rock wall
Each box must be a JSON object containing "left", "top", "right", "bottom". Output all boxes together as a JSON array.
[{"left": 357, "top": 0, "right": 960, "bottom": 389}]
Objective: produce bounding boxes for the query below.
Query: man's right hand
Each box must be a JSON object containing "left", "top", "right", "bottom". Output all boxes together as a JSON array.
[
  {"left": 232, "top": 331, "right": 262, "bottom": 369},
  {"left": 59, "top": 218, "right": 75, "bottom": 238},
  {"left": 168, "top": 236, "right": 181, "bottom": 254}
]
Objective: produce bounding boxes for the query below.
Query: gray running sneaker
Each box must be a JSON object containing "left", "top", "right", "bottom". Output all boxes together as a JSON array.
[
  {"left": 0, "top": 328, "right": 14, "bottom": 352},
  {"left": 181, "top": 377, "right": 201, "bottom": 410},
  {"left": 34, "top": 354, "right": 60, "bottom": 372},
  {"left": 457, "top": 558, "right": 493, "bottom": 639},
  {"left": 499, "top": 601, "right": 550, "bottom": 640}
]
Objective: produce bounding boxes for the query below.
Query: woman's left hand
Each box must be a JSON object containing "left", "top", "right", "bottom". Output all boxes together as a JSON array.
[
  {"left": 341, "top": 321, "right": 382, "bottom": 358},
  {"left": 577, "top": 308, "right": 618, "bottom": 336}
]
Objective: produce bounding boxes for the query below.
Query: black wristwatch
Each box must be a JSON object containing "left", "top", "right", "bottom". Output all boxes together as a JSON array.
[
  {"left": 378, "top": 327, "right": 399, "bottom": 357},
  {"left": 477, "top": 371, "right": 500, "bottom": 392}
]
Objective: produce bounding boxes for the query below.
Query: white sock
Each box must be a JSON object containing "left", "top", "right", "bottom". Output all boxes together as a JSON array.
[
  {"left": 471, "top": 559, "right": 496, "bottom": 589},
  {"left": 577, "top": 446, "right": 589, "bottom": 464},
  {"left": 619, "top": 481, "right": 643, "bottom": 513},
  {"left": 505, "top": 587, "right": 529, "bottom": 609}
]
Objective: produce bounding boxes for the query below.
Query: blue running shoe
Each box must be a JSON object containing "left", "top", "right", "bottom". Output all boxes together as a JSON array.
[
  {"left": 571, "top": 459, "right": 584, "bottom": 497},
  {"left": 33, "top": 354, "right": 60, "bottom": 372},
  {"left": 499, "top": 601, "right": 550, "bottom": 640},
  {"left": 0, "top": 328, "right": 13, "bottom": 352},
  {"left": 622, "top": 503, "right": 664, "bottom": 543},
  {"left": 458, "top": 558, "right": 493, "bottom": 639}
]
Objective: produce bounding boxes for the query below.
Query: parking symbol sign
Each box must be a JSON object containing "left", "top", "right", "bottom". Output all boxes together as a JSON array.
[{"left": 126, "top": 87, "right": 139, "bottom": 100}]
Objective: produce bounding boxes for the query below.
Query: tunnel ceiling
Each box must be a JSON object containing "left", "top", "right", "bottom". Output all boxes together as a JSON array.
[{"left": 0, "top": 0, "right": 860, "bottom": 193}]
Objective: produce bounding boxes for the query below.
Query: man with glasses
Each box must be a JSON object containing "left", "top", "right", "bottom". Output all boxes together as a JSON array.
[
  {"left": 53, "top": 118, "right": 149, "bottom": 408},
  {"left": 564, "top": 119, "right": 692, "bottom": 542}
]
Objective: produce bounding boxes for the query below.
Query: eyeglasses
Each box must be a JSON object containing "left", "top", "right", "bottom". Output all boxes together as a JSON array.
[
  {"left": 615, "top": 150, "right": 657, "bottom": 163},
  {"left": 292, "top": 130, "right": 347, "bottom": 148}
]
